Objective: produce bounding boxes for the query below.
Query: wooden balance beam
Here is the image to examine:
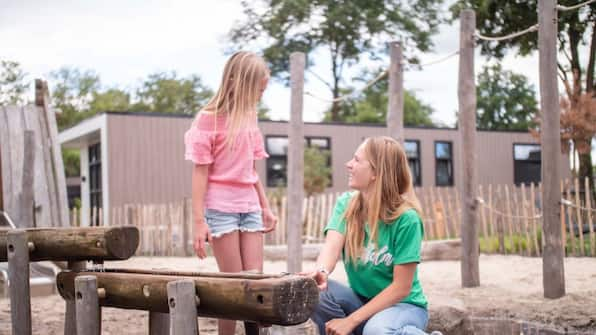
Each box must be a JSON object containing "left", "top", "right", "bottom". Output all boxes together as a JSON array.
[
  {"left": 0, "top": 226, "right": 139, "bottom": 262},
  {"left": 57, "top": 268, "right": 319, "bottom": 326}
]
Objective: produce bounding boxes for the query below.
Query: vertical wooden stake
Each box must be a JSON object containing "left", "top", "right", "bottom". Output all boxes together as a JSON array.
[
  {"left": 64, "top": 261, "right": 87, "bottom": 335},
  {"left": 288, "top": 52, "right": 305, "bottom": 273},
  {"left": 75, "top": 276, "right": 101, "bottom": 335},
  {"left": 167, "top": 279, "right": 199, "bottom": 335},
  {"left": 539, "top": 0, "right": 565, "bottom": 298},
  {"left": 458, "top": 9, "right": 479, "bottom": 287},
  {"left": 387, "top": 41, "right": 404, "bottom": 144},
  {"left": 8, "top": 229, "right": 32, "bottom": 335}
]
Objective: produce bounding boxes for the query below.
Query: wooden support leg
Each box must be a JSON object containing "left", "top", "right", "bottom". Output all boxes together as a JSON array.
[
  {"left": 8, "top": 229, "right": 31, "bottom": 335},
  {"left": 149, "top": 312, "right": 170, "bottom": 335},
  {"left": 64, "top": 261, "right": 87, "bottom": 335},
  {"left": 167, "top": 279, "right": 198, "bottom": 335},
  {"left": 75, "top": 275, "right": 101, "bottom": 335}
]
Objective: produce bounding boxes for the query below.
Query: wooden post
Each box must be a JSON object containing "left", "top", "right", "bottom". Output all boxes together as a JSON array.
[
  {"left": 21, "top": 130, "right": 36, "bottom": 228},
  {"left": 35, "top": 79, "right": 69, "bottom": 227},
  {"left": 0, "top": 132, "right": 4, "bottom": 212},
  {"left": 167, "top": 279, "right": 199, "bottom": 335},
  {"left": 64, "top": 261, "right": 87, "bottom": 335},
  {"left": 288, "top": 52, "right": 305, "bottom": 273},
  {"left": 75, "top": 276, "right": 101, "bottom": 335},
  {"left": 538, "top": 0, "right": 565, "bottom": 299},
  {"left": 7, "top": 229, "right": 32, "bottom": 335},
  {"left": 387, "top": 41, "right": 404, "bottom": 144},
  {"left": 149, "top": 313, "right": 170, "bottom": 335},
  {"left": 458, "top": 9, "right": 479, "bottom": 288}
]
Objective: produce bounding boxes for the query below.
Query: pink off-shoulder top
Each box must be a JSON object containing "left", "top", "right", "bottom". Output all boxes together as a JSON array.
[{"left": 184, "top": 112, "right": 269, "bottom": 213}]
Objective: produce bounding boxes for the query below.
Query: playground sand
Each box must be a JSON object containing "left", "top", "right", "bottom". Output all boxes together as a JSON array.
[{"left": 1, "top": 254, "right": 595, "bottom": 334}]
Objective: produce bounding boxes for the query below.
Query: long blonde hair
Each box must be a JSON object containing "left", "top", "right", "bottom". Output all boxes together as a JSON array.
[
  {"left": 344, "top": 136, "right": 422, "bottom": 262},
  {"left": 202, "top": 51, "right": 269, "bottom": 147}
]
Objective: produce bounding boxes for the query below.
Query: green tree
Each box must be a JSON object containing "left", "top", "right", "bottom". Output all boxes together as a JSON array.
[
  {"left": 450, "top": 0, "right": 595, "bottom": 188},
  {"left": 476, "top": 63, "right": 538, "bottom": 130},
  {"left": 323, "top": 71, "right": 436, "bottom": 126},
  {"left": 229, "top": 0, "right": 445, "bottom": 121},
  {"left": 133, "top": 72, "right": 212, "bottom": 114},
  {"left": 89, "top": 88, "right": 131, "bottom": 114},
  {"left": 49, "top": 67, "right": 101, "bottom": 130},
  {"left": 0, "top": 60, "right": 28, "bottom": 106},
  {"left": 304, "top": 147, "right": 331, "bottom": 196}
]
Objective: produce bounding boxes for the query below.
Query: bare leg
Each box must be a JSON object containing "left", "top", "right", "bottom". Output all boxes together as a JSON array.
[
  {"left": 240, "top": 231, "right": 264, "bottom": 272},
  {"left": 240, "top": 231, "right": 265, "bottom": 335},
  {"left": 211, "top": 231, "right": 242, "bottom": 335}
]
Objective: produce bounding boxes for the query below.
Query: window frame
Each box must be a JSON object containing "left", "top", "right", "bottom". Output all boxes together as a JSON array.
[{"left": 434, "top": 140, "right": 454, "bottom": 186}]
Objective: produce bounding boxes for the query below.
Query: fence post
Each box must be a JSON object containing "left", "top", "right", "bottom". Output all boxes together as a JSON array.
[
  {"left": 387, "top": 41, "right": 404, "bottom": 144},
  {"left": 288, "top": 51, "right": 305, "bottom": 273},
  {"left": 538, "top": 0, "right": 565, "bottom": 299},
  {"left": 8, "top": 229, "right": 32, "bottom": 335},
  {"left": 167, "top": 279, "right": 199, "bottom": 335},
  {"left": 458, "top": 9, "right": 479, "bottom": 288},
  {"left": 75, "top": 275, "right": 101, "bottom": 335}
]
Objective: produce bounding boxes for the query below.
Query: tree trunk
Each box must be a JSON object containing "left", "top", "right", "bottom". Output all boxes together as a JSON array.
[{"left": 578, "top": 147, "right": 595, "bottom": 196}]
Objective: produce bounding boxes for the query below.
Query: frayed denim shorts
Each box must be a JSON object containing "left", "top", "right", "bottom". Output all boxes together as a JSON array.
[{"left": 204, "top": 208, "right": 264, "bottom": 238}]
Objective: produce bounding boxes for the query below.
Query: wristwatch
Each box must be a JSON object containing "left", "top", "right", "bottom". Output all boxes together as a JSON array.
[{"left": 317, "top": 266, "right": 329, "bottom": 276}]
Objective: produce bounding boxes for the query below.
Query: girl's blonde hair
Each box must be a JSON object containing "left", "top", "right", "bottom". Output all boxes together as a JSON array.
[
  {"left": 344, "top": 136, "right": 422, "bottom": 262},
  {"left": 202, "top": 51, "right": 269, "bottom": 147}
]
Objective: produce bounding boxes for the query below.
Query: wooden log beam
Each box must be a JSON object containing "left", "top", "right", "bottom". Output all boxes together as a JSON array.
[
  {"left": 0, "top": 226, "right": 139, "bottom": 262},
  {"left": 57, "top": 270, "right": 319, "bottom": 326}
]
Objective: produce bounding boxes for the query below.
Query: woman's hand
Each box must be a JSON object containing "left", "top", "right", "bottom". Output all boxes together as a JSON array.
[
  {"left": 325, "top": 317, "right": 359, "bottom": 335},
  {"left": 261, "top": 208, "right": 278, "bottom": 233},
  {"left": 299, "top": 269, "right": 329, "bottom": 291},
  {"left": 193, "top": 220, "right": 212, "bottom": 259}
]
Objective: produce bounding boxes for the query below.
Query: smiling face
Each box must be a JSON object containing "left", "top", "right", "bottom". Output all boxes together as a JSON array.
[{"left": 346, "top": 141, "right": 376, "bottom": 194}]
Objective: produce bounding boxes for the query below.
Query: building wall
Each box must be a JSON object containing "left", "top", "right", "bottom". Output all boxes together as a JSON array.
[{"left": 105, "top": 113, "right": 571, "bottom": 209}]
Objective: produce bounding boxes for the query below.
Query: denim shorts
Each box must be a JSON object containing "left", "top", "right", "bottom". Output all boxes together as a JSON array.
[{"left": 204, "top": 208, "right": 264, "bottom": 238}]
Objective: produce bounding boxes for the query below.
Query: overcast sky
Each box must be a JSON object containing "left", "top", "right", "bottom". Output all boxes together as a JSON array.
[{"left": 0, "top": 0, "right": 564, "bottom": 126}]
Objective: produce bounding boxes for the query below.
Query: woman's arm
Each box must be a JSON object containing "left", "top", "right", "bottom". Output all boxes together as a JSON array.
[
  {"left": 307, "top": 230, "right": 345, "bottom": 290},
  {"left": 192, "top": 164, "right": 211, "bottom": 259}
]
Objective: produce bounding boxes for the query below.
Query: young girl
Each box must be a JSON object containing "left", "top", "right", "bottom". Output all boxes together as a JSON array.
[
  {"left": 184, "top": 51, "right": 277, "bottom": 335},
  {"left": 305, "top": 136, "right": 442, "bottom": 335}
]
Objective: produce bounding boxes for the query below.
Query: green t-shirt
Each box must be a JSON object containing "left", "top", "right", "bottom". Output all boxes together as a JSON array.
[{"left": 324, "top": 192, "right": 428, "bottom": 309}]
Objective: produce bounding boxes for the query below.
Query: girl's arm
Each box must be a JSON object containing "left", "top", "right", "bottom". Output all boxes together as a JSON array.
[
  {"left": 325, "top": 263, "right": 417, "bottom": 334},
  {"left": 192, "top": 164, "right": 212, "bottom": 259},
  {"left": 254, "top": 166, "right": 277, "bottom": 232}
]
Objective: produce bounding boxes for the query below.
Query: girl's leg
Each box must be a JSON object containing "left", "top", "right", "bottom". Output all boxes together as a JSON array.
[
  {"left": 312, "top": 280, "right": 367, "bottom": 335},
  {"left": 362, "top": 303, "right": 429, "bottom": 335},
  {"left": 211, "top": 231, "right": 243, "bottom": 335},
  {"left": 239, "top": 231, "right": 264, "bottom": 272}
]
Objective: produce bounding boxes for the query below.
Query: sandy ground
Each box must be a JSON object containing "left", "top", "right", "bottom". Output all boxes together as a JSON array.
[{"left": 1, "top": 254, "right": 595, "bottom": 334}]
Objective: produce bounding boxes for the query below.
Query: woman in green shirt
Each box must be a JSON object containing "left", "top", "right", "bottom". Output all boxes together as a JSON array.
[{"left": 306, "top": 136, "right": 441, "bottom": 335}]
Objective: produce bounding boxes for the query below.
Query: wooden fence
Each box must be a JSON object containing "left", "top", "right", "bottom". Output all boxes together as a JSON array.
[{"left": 71, "top": 177, "right": 595, "bottom": 257}]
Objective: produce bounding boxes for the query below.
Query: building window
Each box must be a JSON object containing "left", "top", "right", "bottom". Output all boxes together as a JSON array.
[
  {"left": 88, "top": 143, "right": 102, "bottom": 226},
  {"left": 404, "top": 140, "right": 421, "bottom": 186},
  {"left": 513, "top": 144, "right": 541, "bottom": 185},
  {"left": 435, "top": 141, "right": 453, "bottom": 186},
  {"left": 265, "top": 136, "right": 332, "bottom": 187}
]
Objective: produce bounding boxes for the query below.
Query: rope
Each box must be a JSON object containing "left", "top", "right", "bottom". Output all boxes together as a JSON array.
[
  {"left": 406, "top": 50, "right": 460, "bottom": 70},
  {"left": 304, "top": 70, "right": 388, "bottom": 104},
  {"left": 557, "top": 0, "right": 596, "bottom": 11},
  {"left": 475, "top": 24, "right": 539, "bottom": 42},
  {"left": 475, "top": 197, "right": 542, "bottom": 220},
  {"left": 560, "top": 199, "right": 596, "bottom": 213}
]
